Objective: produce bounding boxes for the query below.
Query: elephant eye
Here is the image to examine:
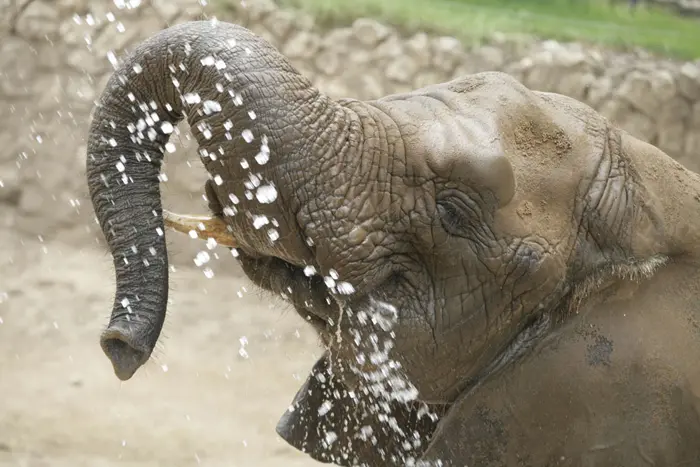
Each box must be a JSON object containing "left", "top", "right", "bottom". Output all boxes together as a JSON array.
[{"left": 436, "top": 196, "right": 474, "bottom": 237}]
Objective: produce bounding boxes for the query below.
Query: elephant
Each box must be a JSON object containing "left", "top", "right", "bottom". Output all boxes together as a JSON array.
[{"left": 85, "top": 20, "right": 700, "bottom": 466}]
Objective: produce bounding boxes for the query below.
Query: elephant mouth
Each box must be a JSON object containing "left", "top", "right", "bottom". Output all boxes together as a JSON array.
[
  {"left": 159, "top": 210, "right": 402, "bottom": 372},
  {"left": 301, "top": 310, "right": 330, "bottom": 333},
  {"left": 275, "top": 353, "right": 451, "bottom": 466}
]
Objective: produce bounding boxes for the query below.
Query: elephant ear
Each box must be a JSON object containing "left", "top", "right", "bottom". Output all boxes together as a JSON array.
[{"left": 276, "top": 354, "right": 447, "bottom": 466}]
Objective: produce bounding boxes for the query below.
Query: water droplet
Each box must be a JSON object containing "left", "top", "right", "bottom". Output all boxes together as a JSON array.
[
  {"left": 184, "top": 93, "right": 201, "bottom": 104},
  {"left": 318, "top": 400, "right": 333, "bottom": 416},
  {"left": 244, "top": 173, "right": 261, "bottom": 189},
  {"left": 241, "top": 129, "right": 254, "bottom": 143},
  {"left": 160, "top": 121, "right": 174, "bottom": 134},
  {"left": 213, "top": 175, "right": 223, "bottom": 185},
  {"left": 194, "top": 251, "right": 210, "bottom": 266},
  {"left": 202, "top": 100, "right": 222, "bottom": 115},
  {"left": 336, "top": 282, "right": 355, "bottom": 295},
  {"left": 107, "top": 50, "right": 119, "bottom": 68},
  {"left": 200, "top": 56, "right": 216, "bottom": 66},
  {"left": 238, "top": 336, "right": 249, "bottom": 359},
  {"left": 324, "top": 431, "right": 338, "bottom": 445},
  {"left": 255, "top": 184, "right": 277, "bottom": 204},
  {"left": 252, "top": 215, "right": 269, "bottom": 229},
  {"left": 255, "top": 150, "right": 269, "bottom": 165}
]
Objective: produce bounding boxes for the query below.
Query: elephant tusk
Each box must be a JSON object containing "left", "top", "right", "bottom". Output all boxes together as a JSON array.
[{"left": 162, "top": 209, "right": 238, "bottom": 248}]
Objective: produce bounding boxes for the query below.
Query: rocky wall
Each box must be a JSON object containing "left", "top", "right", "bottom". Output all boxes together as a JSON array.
[
  {"left": 652, "top": 0, "right": 700, "bottom": 16},
  {"left": 0, "top": 0, "right": 699, "bottom": 265}
]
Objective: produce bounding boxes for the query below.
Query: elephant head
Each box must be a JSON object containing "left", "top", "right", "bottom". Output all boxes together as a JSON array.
[{"left": 87, "top": 20, "right": 700, "bottom": 466}]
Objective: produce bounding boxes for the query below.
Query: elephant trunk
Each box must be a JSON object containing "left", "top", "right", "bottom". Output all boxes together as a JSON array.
[{"left": 86, "top": 21, "right": 326, "bottom": 380}]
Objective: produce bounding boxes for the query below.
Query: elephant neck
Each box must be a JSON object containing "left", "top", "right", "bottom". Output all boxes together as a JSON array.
[{"left": 423, "top": 263, "right": 700, "bottom": 464}]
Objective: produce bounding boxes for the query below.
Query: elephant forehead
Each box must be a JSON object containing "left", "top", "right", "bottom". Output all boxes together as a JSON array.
[{"left": 492, "top": 93, "right": 609, "bottom": 244}]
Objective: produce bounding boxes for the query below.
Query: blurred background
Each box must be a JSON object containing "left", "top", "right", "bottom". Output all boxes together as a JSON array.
[{"left": 0, "top": 0, "right": 698, "bottom": 465}]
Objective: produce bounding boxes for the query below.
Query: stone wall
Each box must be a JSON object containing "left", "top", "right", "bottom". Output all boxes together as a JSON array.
[
  {"left": 652, "top": 0, "right": 700, "bottom": 16},
  {"left": 1, "top": 0, "right": 699, "bottom": 263}
]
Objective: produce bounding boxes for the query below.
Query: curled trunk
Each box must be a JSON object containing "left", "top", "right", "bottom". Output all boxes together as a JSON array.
[{"left": 86, "top": 21, "right": 328, "bottom": 380}]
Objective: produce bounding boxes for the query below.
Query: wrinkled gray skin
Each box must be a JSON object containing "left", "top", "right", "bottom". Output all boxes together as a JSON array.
[{"left": 86, "top": 21, "right": 700, "bottom": 466}]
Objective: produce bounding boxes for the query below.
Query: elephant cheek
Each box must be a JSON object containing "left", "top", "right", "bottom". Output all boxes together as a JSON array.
[{"left": 208, "top": 177, "right": 315, "bottom": 267}]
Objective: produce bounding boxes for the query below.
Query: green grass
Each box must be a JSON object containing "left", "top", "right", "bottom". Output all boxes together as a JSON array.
[{"left": 227, "top": 0, "right": 700, "bottom": 59}]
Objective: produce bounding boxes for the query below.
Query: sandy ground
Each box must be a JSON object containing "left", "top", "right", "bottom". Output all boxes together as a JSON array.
[{"left": 0, "top": 235, "right": 324, "bottom": 467}]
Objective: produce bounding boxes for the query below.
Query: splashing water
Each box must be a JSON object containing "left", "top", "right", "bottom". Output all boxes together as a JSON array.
[
  {"left": 255, "top": 184, "right": 277, "bottom": 204},
  {"left": 241, "top": 129, "right": 254, "bottom": 143},
  {"left": 193, "top": 251, "right": 210, "bottom": 267},
  {"left": 267, "top": 229, "right": 280, "bottom": 242},
  {"left": 238, "top": 336, "right": 249, "bottom": 359},
  {"left": 184, "top": 93, "right": 201, "bottom": 104},
  {"left": 252, "top": 214, "right": 269, "bottom": 229},
  {"left": 202, "top": 100, "right": 222, "bottom": 115},
  {"left": 113, "top": 0, "right": 142, "bottom": 8},
  {"left": 302, "top": 267, "right": 443, "bottom": 466}
]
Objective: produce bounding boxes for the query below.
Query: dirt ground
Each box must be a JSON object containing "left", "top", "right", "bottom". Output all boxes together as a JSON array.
[{"left": 0, "top": 234, "right": 324, "bottom": 467}]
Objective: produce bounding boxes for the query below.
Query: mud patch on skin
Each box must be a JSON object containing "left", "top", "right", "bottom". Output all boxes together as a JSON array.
[
  {"left": 513, "top": 118, "right": 572, "bottom": 161},
  {"left": 574, "top": 323, "right": 615, "bottom": 367},
  {"left": 447, "top": 74, "right": 489, "bottom": 94},
  {"left": 516, "top": 201, "right": 533, "bottom": 219},
  {"left": 687, "top": 315, "right": 700, "bottom": 338},
  {"left": 586, "top": 334, "right": 614, "bottom": 367}
]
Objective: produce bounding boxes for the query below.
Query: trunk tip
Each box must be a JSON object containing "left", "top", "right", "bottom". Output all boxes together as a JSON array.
[{"left": 100, "top": 326, "right": 152, "bottom": 381}]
